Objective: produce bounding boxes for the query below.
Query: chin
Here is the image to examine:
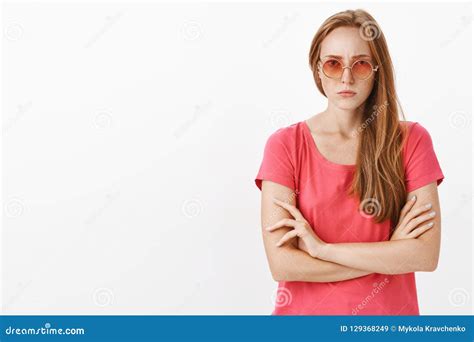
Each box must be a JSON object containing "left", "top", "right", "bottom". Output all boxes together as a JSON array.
[{"left": 332, "top": 99, "right": 362, "bottom": 111}]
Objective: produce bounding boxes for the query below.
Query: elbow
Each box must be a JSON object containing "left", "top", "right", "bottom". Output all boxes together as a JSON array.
[
  {"left": 271, "top": 268, "right": 292, "bottom": 282},
  {"left": 416, "top": 240, "right": 440, "bottom": 272},
  {"left": 268, "top": 246, "right": 298, "bottom": 282},
  {"left": 270, "top": 266, "right": 281, "bottom": 281},
  {"left": 269, "top": 259, "right": 297, "bottom": 282},
  {"left": 423, "top": 259, "right": 438, "bottom": 272},
  {"left": 271, "top": 272, "right": 283, "bottom": 282},
  {"left": 420, "top": 255, "right": 439, "bottom": 272}
]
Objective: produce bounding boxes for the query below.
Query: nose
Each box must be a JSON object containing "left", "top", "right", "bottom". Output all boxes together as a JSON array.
[{"left": 341, "top": 66, "right": 354, "bottom": 84}]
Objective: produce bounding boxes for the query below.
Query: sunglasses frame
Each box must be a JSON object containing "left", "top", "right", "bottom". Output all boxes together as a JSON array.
[{"left": 318, "top": 58, "right": 380, "bottom": 81}]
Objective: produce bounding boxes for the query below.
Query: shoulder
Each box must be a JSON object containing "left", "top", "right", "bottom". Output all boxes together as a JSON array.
[
  {"left": 264, "top": 121, "right": 301, "bottom": 149},
  {"left": 401, "top": 120, "right": 429, "bottom": 136},
  {"left": 401, "top": 120, "right": 438, "bottom": 165},
  {"left": 401, "top": 120, "right": 433, "bottom": 148}
]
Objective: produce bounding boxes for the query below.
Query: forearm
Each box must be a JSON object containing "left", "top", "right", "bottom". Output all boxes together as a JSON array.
[
  {"left": 317, "top": 239, "right": 434, "bottom": 274},
  {"left": 271, "top": 245, "right": 373, "bottom": 282}
]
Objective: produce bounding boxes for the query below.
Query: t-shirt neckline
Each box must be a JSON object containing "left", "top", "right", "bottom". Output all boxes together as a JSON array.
[{"left": 301, "top": 120, "right": 356, "bottom": 171}]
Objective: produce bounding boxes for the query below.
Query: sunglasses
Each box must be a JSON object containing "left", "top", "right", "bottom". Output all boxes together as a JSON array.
[{"left": 319, "top": 58, "right": 379, "bottom": 80}]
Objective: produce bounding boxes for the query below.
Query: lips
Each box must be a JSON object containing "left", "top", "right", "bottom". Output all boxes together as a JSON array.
[{"left": 337, "top": 90, "right": 356, "bottom": 94}]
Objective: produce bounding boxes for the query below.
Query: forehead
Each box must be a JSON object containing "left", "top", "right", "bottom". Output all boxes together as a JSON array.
[{"left": 320, "top": 26, "right": 372, "bottom": 59}]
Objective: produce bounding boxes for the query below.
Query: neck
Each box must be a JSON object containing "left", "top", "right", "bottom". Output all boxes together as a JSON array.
[{"left": 321, "top": 102, "right": 365, "bottom": 138}]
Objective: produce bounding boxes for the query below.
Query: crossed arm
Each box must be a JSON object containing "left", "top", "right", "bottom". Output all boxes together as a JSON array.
[{"left": 260, "top": 180, "right": 441, "bottom": 282}]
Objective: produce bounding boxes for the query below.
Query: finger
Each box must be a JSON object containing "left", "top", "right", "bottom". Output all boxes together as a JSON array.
[
  {"left": 396, "top": 197, "right": 417, "bottom": 232},
  {"left": 272, "top": 198, "right": 305, "bottom": 221},
  {"left": 276, "top": 230, "right": 298, "bottom": 247},
  {"left": 407, "top": 222, "right": 435, "bottom": 239},
  {"left": 406, "top": 211, "right": 436, "bottom": 233},
  {"left": 401, "top": 203, "right": 433, "bottom": 228},
  {"left": 400, "top": 195, "right": 416, "bottom": 219},
  {"left": 399, "top": 195, "right": 417, "bottom": 220},
  {"left": 266, "top": 218, "right": 297, "bottom": 232}
]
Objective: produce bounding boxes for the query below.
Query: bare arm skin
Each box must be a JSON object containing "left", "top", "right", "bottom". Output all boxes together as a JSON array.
[
  {"left": 260, "top": 180, "right": 372, "bottom": 282},
  {"left": 316, "top": 182, "right": 441, "bottom": 274}
]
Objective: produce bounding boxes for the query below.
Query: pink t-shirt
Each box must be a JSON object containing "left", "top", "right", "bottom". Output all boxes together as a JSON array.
[{"left": 255, "top": 120, "right": 444, "bottom": 315}]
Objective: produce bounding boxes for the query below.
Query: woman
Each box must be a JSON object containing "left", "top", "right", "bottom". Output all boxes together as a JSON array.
[{"left": 255, "top": 9, "right": 444, "bottom": 315}]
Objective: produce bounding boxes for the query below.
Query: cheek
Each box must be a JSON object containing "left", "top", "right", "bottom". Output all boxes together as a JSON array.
[
  {"left": 357, "top": 78, "right": 376, "bottom": 99},
  {"left": 319, "top": 76, "right": 376, "bottom": 103},
  {"left": 320, "top": 77, "right": 337, "bottom": 94}
]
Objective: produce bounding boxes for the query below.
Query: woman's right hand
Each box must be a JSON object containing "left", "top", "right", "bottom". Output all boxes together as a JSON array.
[{"left": 390, "top": 195, "right": 437, "bottom": 241}]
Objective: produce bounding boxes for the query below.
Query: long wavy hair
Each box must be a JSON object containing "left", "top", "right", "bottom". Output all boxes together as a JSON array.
[{"left": 309, "top": 9, "right": 409, "bottom": 232}]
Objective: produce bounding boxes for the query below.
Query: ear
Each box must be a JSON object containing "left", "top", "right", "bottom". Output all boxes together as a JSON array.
[{"left": 316, "top": 61, "right": 323, "bottom": 79}]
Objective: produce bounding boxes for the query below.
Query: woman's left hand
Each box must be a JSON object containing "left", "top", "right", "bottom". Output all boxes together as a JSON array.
[{"left": 265, "top": 198, "right": 327, "bottom": 258}]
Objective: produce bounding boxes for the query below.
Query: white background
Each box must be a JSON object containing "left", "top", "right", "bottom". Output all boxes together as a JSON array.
[{"left": 1, "top": 1, "right": 472, "bottom": 315}]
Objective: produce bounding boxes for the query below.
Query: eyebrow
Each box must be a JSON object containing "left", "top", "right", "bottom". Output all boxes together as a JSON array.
[{"left": 322, "top": 54, "right": 372, "bottom": 59}]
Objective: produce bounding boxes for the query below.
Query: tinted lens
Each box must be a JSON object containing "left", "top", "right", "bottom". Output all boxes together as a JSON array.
[
  {"left": 352, "top": 60, "right": 373, "bottom": 79},
  {"left": 322, "top": 59, "right": 343, "bottom": 78}
]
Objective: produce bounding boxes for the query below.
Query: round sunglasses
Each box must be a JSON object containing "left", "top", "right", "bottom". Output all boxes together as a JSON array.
[{"left": 319, "top": 58, "right": 379, "bottom": 80}]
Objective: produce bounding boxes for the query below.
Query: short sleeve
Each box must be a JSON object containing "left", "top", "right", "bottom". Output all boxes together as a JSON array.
[
  {"left": 404, "top": 122, "right": 445, "bottom": 193},
  {"left": 255, "top": 130, "right": 296, "bottom": 191}
]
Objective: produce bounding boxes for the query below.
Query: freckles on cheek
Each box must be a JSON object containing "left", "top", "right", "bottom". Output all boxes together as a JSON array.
[
  {"left": 359, "top": 82, "right": 375, "bottom": 99},
  {"left": 321, "top": 79, "right": 336, "bottom": 95}
]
